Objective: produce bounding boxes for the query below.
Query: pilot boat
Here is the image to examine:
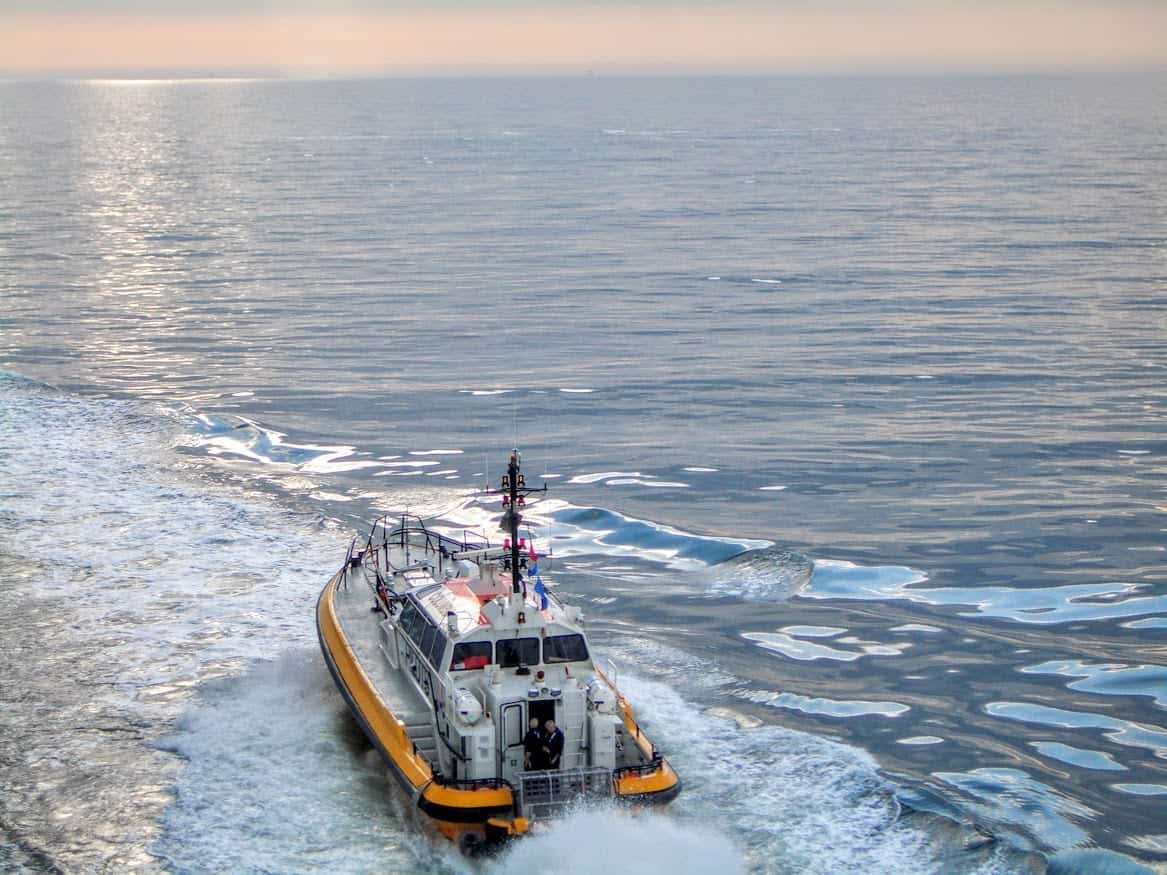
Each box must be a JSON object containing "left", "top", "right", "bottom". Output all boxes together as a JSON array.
[{"left": 316, "top": 450, "right": 680, "bottom": 852}]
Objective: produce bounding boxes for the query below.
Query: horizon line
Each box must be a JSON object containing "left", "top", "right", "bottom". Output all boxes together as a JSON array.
[{"left": 4, "top": 66, "right": 1167, "bottom": 81}]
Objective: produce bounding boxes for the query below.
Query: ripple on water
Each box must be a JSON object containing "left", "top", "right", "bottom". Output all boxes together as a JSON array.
[
  {"left": 739, "top": 688, "right": 911, "bottom": 719},
  {"left": 185, "top": 412, "right": 385, "bottom": 474},
  {"left": 889, "top": 624, "right": 943, "bottom": 634},
  {"left": 599, "top": 636, "right": 1029, "bottom": 871},
  {"left": 1110, "top": 783, "right": 1167, "bottom": 797},
  {"left": 743, "top": 630, "right": 911, "bottom": 663},
  {"left": 614, "top": 672, "right": 935, "bottom": 874},
  {"left": 1029, "top": 741, "right": 1127, "bottom": 772},
  {"left": 543, "top": 504, "right": 766, "bottom": 567},
  {"left": 807, "top": 561, "right": 1167, "bottom": 626},
  {"left": 704, "top": 546, "right": 815, "bottom": 599},
  {"left": 985, "top": 702, "right": 1167, "bottom": 756},
  {"left": 1122, "top": 617, "right": 1167, "bottom": 630},
  {"left": 781, "top": 625, "right": 846, "bottom": 637},
  {"left": 1020, "top": 660, "right": 1167, "bottom": 709},
  {"left": 933, "top": 767, "right": 1096, "bottom": 850}
]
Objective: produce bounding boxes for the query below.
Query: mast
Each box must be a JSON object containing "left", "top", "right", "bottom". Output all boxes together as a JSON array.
[{"left": 492, "top": 449, "right": 545, "bottom": 594}]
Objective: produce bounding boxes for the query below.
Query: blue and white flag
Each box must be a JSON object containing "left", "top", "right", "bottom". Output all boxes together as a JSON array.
[
  {"left": 533, "top": 576, "right": 549, "bottom": 611},
  {"left": 527, "top": 561, "right": 539, "bottom": 577}
]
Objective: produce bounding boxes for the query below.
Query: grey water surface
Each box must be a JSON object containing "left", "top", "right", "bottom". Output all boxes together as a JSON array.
[{"left": 1, "top": 74, "right": 1164, "bottom": 873}]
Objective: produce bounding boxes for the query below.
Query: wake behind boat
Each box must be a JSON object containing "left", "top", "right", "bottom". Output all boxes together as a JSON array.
[{"left": 316, "top": 450, "right": 680, "bottom": 853}]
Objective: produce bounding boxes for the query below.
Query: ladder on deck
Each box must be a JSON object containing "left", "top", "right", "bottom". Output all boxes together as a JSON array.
[{"left": 559, "top": 686, "right": 588, "bottom": 768}]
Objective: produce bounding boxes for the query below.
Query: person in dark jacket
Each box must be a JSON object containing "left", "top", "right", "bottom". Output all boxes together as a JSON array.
[
  {"left": 543, "top": 719, "right": 565, "bottom": 770},
  {"left": 523, "top": 717, "right": 545, "bottom": 770}
]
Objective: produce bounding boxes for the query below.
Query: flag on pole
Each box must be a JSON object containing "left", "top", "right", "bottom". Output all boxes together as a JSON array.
[{"left": 533, "top": 577, "right": 549, "bottom": 611}]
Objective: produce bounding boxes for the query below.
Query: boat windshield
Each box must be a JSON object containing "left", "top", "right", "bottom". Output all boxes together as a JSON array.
[
  {"left": 543, "top": 633, "right": 589, "bottom": 664},
  {"left": 398, "top": 602, "right": 424, "bottom": 641},
  {"left": 497, "top": 637, "right": 540, "bottom": 668}
]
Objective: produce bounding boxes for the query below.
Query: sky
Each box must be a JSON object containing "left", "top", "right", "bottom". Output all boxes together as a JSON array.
[{"left": 1, "top": 1, "right": 1165, "bottom": 76}]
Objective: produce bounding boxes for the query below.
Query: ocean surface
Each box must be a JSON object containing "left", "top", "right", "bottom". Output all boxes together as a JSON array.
[{"left": 1, "top": 74, "right": 1164, "bottom": 874}]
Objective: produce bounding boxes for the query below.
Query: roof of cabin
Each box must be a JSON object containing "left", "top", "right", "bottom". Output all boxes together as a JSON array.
[{"left": 411, "top": 575, "right": 572, "bottom": 638}]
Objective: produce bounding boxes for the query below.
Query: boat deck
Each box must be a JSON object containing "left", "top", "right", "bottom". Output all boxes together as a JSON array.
[{"left": 331, "top": 566, "right": 436, "bottom": 765}]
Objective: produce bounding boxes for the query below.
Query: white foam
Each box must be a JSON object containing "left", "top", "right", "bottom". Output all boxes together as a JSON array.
[
  {"left": 0, "top": 384, "right": 352, "bottom": 869},
  {"left": 612, "top": 667, "right": 934, "bottom": 873},
  {"left": 374, "top": 460, "right": 443, "bottom": 475},
  {"left": 300, "top": 454, "right": 386, "bottom": 474},
  {"left": 186, "top": 415, "right": 384, "bottom": 476},
  {"left": 154, "top": 653, "right": 430, "bottom": 873},
  {"left": 486, "top": 808, "right": 744, "bottom": 875},
  {"left": 309, "top": 490, "right": 356, "bottom": 502}
]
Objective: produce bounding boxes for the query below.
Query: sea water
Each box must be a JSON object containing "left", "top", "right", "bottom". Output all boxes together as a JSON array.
[{"left": 0, "top": 74, "right": 1164, "bottom": 873}]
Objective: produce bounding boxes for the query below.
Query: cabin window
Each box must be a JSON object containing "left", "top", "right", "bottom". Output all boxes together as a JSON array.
[
  {"left": 426, "top": 629, "right": 448, "bottom": 668},
  {"left": 450, "top": 641, "right": 492, "bottom": 671},
  {"left": 398, "top": 603, "right": 423, "bottom": 642},
  {"left": 419, "top": 624, "right": 439, "bottom": 663},
  {"left": 543, "top": 634, "right": 589, "bottom": 664},
  {"left": 497, "top": 637, "right": 540, "bottom": 668}
]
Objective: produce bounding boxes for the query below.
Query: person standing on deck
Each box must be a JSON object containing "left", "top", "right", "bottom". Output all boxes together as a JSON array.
[
  {"left": 543, "top": 719, "right": 565, "bottom": 770},
  {"left": 523, "top": 717, "right": 545, "bottom": 770}
]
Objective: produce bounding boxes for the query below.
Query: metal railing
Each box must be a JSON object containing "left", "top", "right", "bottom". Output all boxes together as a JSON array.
[
  {"left": 514, "top": 767, "right": 613, "bottom": 820},
  {"left": 613, "top": 752, "right": 664, "bottom": 780},
  {"left": 429, "top": 773, "right": 514, "bottom": 792},
  {"left": 349, "top": 515, "right": 492, "bottom": 578}
]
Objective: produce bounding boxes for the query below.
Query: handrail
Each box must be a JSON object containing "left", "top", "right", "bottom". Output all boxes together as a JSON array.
[
  {"left": 366, "top": 515, "right": 489, "bottom": 548},
  {"left": 593, "top": 662, "right": 663, "bottom": 768},
  {"left": 613, "top": 752, "right": 665, "bottom": 781},
  {"left": 363, "top": 518, "right": 491, "bottom": 561},
  {"left": 429, "top": 774, "right": 514, "bottom": 792}
]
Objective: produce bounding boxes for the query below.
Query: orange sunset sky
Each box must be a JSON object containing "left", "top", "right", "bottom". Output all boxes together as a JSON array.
[{"left": 2, "top": 2, "right": 1165, "bottom": 76}]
